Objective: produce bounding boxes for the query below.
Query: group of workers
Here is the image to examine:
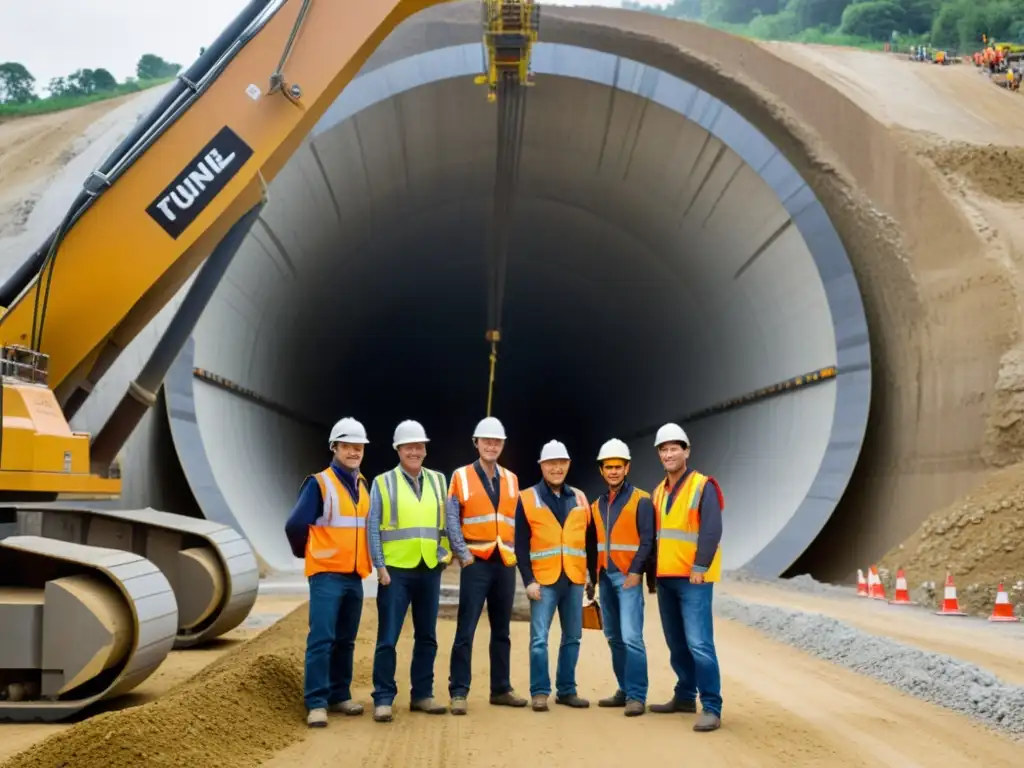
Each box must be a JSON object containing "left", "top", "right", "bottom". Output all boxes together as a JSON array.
[{"left": 284, "top": 415, "right": 725, "bottom": 735}]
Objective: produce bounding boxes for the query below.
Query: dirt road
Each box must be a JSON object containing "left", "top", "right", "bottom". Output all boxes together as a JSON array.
[
  {"left": 721, "top": 581, "right": 1024, "bottom": 685},
  {"left": 263, "top": 598, "right": 1021, "bottom": 768},
  {"left": 761, "top": 43, "right": 1024, "bottom": 145},
  {"left": 0, "top": 594, "right": 306, "bottom": 763}
]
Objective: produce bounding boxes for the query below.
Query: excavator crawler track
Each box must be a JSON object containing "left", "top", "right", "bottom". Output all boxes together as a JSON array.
[
  {"left": 7, "top": 505, "right": 259, "bottom": 648},
  {"left": 0, "top": 535, "right": 178, "bottom": 722}
]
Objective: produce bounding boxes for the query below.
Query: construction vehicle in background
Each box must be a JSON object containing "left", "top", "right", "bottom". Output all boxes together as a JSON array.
[{"left": 0, "top": 0, "right": 537, "bottom": 721}]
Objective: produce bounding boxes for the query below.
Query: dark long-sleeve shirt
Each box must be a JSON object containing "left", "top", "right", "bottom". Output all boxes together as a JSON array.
[
  {"left": 586, "top": 481, "right": 656, "bottom": 575},
  {"left": 284, "top": 460, "right": 362, "bottom": 559},
  {"left": 655, "top": 467, "right": 723, "bottom": 574},
  {"left": 514, "top": 481, "right": 597, "bottom": 588}
]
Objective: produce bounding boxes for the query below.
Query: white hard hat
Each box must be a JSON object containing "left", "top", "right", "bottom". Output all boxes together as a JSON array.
[
  {"left": 538, "top": 439, "right": 571, "bottom": 463},
  {"left": 329, "top": 417, "right": 369, "bottom": 447},
  {"left": 597, "top": 438, "right": 631, "bottom": 462},
  {"left": 393, "top": 419, "right": 430, "bottom": 449},
  {"left": 654, "top": 423, "right": 689, "bottom": 448},
  {"left": 473, "top": 416, "right": 507, "bottom": 440}
]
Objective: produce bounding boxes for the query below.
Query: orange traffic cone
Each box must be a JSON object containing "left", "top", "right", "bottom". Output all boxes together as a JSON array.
[
  {"left": 890, "top": 568, "right": 914, "bottom": 605},
  {"left": 936, "top": 573, "right": 967, "bottom": 616},
  {"left": 988, "top": 583, "right": 1020, "bottom": 623},
  {"left": 856, "top": 568, "right": 868, "bottom": 597},
  {"left": 868, "top": 565, "right": 887, "bottom": 600}
]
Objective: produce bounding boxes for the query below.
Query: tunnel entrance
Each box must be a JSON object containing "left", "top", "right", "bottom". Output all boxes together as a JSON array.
[{"left": 165, "top": 41, "right": 870, "bottom": 577}]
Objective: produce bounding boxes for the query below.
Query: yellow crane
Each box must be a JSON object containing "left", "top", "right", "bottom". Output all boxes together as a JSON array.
[{"left": 0, "top": 0, "right": 533, "bottom": 721}]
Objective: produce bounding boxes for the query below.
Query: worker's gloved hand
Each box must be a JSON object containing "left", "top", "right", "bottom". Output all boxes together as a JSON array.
[
  {"left": 526, "top": 582, "right": 541, "bottom": 601},
  {"left": 585, "top": 581, "right": 596, "bottom": 601},
  {"left": 376, "top": 566, "right": 391, "bottom": 587}
]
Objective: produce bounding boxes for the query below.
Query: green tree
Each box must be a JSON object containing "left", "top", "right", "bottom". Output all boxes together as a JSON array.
[
  {"left": 705, "top": 0, "right": 784, "bottom": 24},
  {"left": 840, "top": 1, "right": 906, "bottom": 39},
  {"left": 0, "top": 62, "right": 36, "bottom": 104},
  {"left": 788, "top": 0, "right": 854, "bottom": 29},
  {"left": 136, "top": 53, "right": 182, "bottom": 81}
]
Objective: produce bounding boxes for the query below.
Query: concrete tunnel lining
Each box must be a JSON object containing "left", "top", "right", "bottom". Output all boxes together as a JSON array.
[{"left": 161, "top": 39, "right": 870, "bottom": 577}]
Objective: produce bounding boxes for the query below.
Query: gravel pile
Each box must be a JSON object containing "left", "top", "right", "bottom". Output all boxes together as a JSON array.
[
  {"left": 716, "top": 594, "right": 1024, "bottom": 740},
  {"left": 724, "top": 569, "right": 855, "bottom": 598}
]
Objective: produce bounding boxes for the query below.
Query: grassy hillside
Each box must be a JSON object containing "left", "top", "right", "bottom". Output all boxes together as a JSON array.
[{"left": 0, "top": 77, "right": 173, "bottom": 120}]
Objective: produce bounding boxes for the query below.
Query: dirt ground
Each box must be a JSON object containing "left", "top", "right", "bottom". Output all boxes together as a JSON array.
[
  {"left": 7, "top": 590, "right": 1022, "bottom": 767},
  {"left": 0, "top": 92, "right": 144, "bottom": 241},
  {"left": 263, "top": 597, "right": 1024, "bottom": 768},
  {"left": 0, "top": 594, "right": 306, "bottom": 764}
]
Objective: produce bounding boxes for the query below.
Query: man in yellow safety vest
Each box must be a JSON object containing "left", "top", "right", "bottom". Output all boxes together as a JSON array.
[
  {"left": 647, "top": 423, "right": 724, "bottom": 732},
  {"left": 368, "top": 419, "right": 453, "bottom": 723},
  {"left": 446, "top": 416, "right": 529, "bottom": 714}
]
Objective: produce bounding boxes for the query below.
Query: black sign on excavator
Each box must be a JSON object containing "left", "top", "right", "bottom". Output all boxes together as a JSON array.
[{"left": 145, "top": 126, "right": 254, "bottom": 239}]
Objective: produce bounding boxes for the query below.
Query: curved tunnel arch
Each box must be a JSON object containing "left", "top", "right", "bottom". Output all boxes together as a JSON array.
[{"left": 162, "top": 34, "right": 871, "bottom": 577}]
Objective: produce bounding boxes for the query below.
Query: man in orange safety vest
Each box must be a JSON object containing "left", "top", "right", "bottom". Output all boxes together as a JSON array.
[
  {"left": 445, "top": 416, "right": 529, "bottom": 714},
  {"left": 515, "top": 439, "right": 595, "bottom": 712},
  {"left": 648, "top": 423, "right": 724, "bottom": 732},
  {"left": 284, "top": 417, "right": 372, "bottom": 728},
  {"left": 590, "top": 438, "right": 656, "bottom": 717}
]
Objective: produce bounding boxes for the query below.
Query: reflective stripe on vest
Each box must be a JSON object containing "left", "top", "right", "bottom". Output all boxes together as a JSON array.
[
  {"left": 377, "top": 467, "right": 452, "bottom": 568},
  {"left": 454, "top": 463, "right": 519, "bottom": 565},
  {"left": 593, "top": 486, "right": 647, "bottom": 574},
  {"left": 305, "top": 469, "right": 372, "bottom": 578},
  {"left": 522, "top": 485, "right": 589, "bottom": 586},
  {"left": 653, "top": 470, "right": 722, "bottom": 581}
]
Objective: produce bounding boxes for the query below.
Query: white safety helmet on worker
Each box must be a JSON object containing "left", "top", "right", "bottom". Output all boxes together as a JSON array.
[
  {"left": 393, "top": 419, "right": 430, "bottom": 449},
  {"left": 597, "top": 438, "right": 631, "bottom": 462},
  {"left": 539, "top": 440, "right": 571, "bottom": 462},
  {"left": 473, "top": 416, "right": 507, "bottom": 440},
  {"left": 654, "top": 422, "right": 689, "bottom": 448},
  {"left": 328, "top": 417, "right": 369, "bottom": 448}
]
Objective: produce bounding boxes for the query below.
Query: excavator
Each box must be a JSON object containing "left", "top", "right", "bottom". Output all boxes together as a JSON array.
[{"left": 0, "top": 0, "right": 538, "bottom": 721}]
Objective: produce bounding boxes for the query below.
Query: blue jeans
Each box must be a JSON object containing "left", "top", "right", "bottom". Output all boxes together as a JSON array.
[
  {"left": 304, "top": 571, "right": 364, "bottom": 710},
  {"left": 529, "top": 580, "right": 583, "bottom": 697},
  {"left": 372, "top": 566, "right": 442, "bottom": 706},
  {"left": 600, "top": 569, "right": 647, "bottom": 702},
  {"left": 656, "top": 578, "right": 722, "bottom": 717}
]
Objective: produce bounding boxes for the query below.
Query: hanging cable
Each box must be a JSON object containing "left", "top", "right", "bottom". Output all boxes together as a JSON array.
[{"left": 483, "top": 69, "right": 529, "bottom": 416}]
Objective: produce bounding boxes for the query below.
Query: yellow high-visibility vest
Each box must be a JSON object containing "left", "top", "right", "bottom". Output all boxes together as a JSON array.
[{"left": 376, "top": 467, "right": 452, "bottom": 568}]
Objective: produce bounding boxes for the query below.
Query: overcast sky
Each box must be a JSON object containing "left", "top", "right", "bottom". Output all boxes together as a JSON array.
[{"left": 1, "top": 0, "right": 630, "bottom": 92}]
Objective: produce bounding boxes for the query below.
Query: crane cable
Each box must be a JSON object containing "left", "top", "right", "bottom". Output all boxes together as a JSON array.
[{"left": 484, "top": 70, "right": 529, "bottom": 416}]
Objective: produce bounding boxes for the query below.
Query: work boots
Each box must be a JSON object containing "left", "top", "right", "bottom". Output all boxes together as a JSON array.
[
  {"left": 554, "top": 693, "right": 590, "bottom": 708},
  {"left": 693, "top": 712, "right": 722, "bottom": 732},
  {"left": 328, "top": 700, "right": 364, "bottom": 716},
  {"left": 490, "top": 690, "right": 528, "bottom": 707},
  {"left": 531, "top": 695, "right": 549, "bottom": 712},
  {"left": 373, "top": 705, "right": 393, "bottom": 722},
  {"left": 648, "top": 696, "right": 697, "bottom": 714},
  {"left": 624, "top": 700, "right": 645, "bottom": 717},
  {"left": 450, "top": 697, "right": 468, "bottom": 716},
  {"left": 598, "top": 690, "right": 626, "bottom": 708},
  {"left": 410, "top": 697, "right": 448, "bottom": 714},
  {"left": 306, "top": 707, "right": 328, "bottom": 728}
]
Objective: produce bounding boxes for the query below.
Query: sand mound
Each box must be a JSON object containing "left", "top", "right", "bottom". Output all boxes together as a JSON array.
[
  {"left": 0, "top": 602, "right": 322, "bottom": 768},
  {"left": 878, "top": 462, "right": 1024, "bottom": 618},
  {"left": 921, "top": 142, "right": 1024, "bottom": 202}
]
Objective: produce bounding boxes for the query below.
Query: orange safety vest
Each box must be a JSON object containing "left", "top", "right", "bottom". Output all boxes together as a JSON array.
[
  {"left": 592, "top": 485, "right": 649, "bottom": 575},
  {"left": 304, "top": 468, "right": 372, "bottom": 578},
  {"left": 521, "top": 483, "right": 590, "bottom": 586},
  {"left": 450, "top": 463, "right": 519, "bottom": 565},
  {"left": 652, "top": 470, "right": 724, "bottom": 582}
]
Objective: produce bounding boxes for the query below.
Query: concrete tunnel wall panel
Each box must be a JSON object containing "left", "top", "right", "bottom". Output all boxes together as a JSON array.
[{"left": 161, "top": 40, "right": 869, "bottom": 575}]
